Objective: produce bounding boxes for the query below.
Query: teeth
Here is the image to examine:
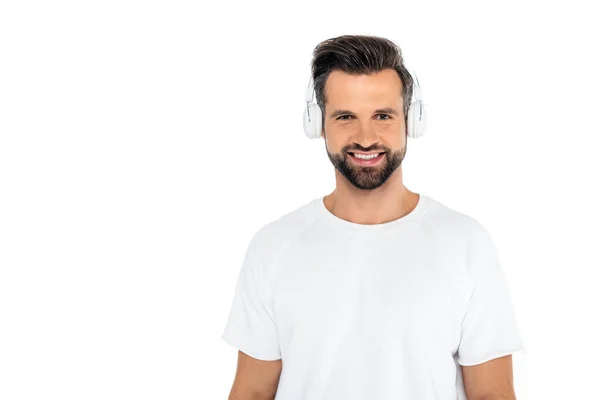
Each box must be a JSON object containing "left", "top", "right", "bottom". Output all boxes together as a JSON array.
[{"left": 354, "top": 153, "right": 380, "bottom": 160}]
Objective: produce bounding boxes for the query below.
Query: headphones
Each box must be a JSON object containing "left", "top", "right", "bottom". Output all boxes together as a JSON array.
[{"left": 302, "top": 67, "right": 427, "bottom": 139}]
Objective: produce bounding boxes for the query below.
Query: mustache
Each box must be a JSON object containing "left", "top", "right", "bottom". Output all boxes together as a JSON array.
[{"left": 343, "top": 145, "right": 389, "bottom": 153}]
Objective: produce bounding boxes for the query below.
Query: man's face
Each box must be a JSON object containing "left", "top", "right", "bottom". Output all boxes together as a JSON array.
[{"left": 322, "top": 69, "right": 407, "bottom": 190}]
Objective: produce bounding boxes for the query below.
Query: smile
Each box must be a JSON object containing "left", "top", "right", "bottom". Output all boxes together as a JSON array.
[{"left": 348, "top": 152, "right": 385, "bottom": 166}]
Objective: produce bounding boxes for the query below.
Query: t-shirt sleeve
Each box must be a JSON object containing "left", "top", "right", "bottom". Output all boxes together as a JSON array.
[
  {"left": 221, "top": 233, "right": 281, "bottom": 361},
  {"left": 456, "top": 221, "right": 526, "bottom": 366}
]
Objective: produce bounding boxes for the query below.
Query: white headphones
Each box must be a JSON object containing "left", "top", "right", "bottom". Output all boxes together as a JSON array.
[{"left": 302, "top": 67, "right": 427, "bottom": 139}]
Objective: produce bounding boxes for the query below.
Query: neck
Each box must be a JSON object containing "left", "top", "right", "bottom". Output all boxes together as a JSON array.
[{"left": 323, "top": 166, "right": 419, "bottom": 225}]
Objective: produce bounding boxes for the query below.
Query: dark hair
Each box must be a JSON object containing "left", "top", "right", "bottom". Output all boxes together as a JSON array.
[{"left": 310, "top": 35, "right": 414, "bottom": 132}]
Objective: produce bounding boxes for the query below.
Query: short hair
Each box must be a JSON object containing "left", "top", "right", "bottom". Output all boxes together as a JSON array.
[{"left": 310, "top": 34, "right": 414, "bottom": 131}]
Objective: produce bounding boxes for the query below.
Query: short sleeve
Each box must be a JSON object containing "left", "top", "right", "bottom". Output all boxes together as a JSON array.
[
  {"left": 221, "top": 234, "right": 281, "bottom": 361},
  {"left": 457, "top": 222, "right": 526, "bottom": 366}
]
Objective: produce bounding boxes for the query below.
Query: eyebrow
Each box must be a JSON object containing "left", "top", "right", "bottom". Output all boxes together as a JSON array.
[{"left": 329, "top": 107, "right": 399, "bottom": 119}]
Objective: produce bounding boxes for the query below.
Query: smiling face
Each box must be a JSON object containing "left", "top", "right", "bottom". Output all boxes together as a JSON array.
[{"left": 322, "top": 69, "right": 408, "bottom": 190}]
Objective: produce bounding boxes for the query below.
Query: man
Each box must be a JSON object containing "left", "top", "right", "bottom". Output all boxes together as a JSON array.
[{"left": 221, "top": 35, "right": 525, "bottom": 400}]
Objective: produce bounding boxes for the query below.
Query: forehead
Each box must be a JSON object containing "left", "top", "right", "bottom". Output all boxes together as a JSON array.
[{"left": 323, "top": 69, "right": 404, "bottom": 107}]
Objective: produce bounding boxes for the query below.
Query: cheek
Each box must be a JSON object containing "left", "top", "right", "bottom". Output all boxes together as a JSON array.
[{"left": 327, "top": 121, "right": 355, "bottom": 136}]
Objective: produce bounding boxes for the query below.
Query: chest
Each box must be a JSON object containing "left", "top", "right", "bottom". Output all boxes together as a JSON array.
[{"left": 271, "top": 234, "right": 469, "bottom": 354}]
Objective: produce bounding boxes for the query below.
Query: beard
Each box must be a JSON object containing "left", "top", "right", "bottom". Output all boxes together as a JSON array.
[{"left": 326, "top": 141, "right": 406, "bottom": 191}]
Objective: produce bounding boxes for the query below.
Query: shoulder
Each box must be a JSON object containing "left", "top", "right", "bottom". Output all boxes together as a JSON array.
[
  {"left": 247, "top": 197, "right": 321, "bottom": 266},
  {"left": 421, "top": 195, "right": 494, "bottom": 255},
  {"left": 422, "top": 195, "right": 490, "bottom": 238},
  {"left": 421, "top": 196, "right": 504, "bottom": 303}
]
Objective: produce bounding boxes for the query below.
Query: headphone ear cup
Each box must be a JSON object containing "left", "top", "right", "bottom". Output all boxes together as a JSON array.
[
  {"left": 416, "top": 104, "right": 427, "bottom": 138},
  {"left": 312, "top": 104, "right": 322, "bottom": 138},
  {"left": 406, "top": 103, "right": 415, "bottom": 139},
  {"left": 407, "top": 102, "right": 426, "bottom": 139},
  {"left": 302, "top": 107, "right": 311, "bottom": 138},
  {"left": 303, "top": 103, "right": 322, "bottom": 139}
]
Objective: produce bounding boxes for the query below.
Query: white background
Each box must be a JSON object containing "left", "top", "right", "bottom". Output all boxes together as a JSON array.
[{"left": 1, "top": 1, "right": 598, "bottom": 399}]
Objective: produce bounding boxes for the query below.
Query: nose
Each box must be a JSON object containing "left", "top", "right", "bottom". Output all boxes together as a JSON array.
[{"left": 354, "top": 121, "right": 379, "bottom": 148}]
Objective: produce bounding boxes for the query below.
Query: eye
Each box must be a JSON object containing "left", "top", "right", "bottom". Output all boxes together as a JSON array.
[
  {"left": 337, "top": 115, "right": 353, "bottom": 120},
  {"left": 376, "top": 114, "right": 392, "bottom": 120}
]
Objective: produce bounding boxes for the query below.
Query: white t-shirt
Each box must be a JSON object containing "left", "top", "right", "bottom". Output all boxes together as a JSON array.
[{"left": 221, "top": 194, "right": 526, "bottom": 399}]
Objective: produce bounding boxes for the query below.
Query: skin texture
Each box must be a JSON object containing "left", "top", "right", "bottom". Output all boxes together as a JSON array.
[
  {"left": 227, "top": 68, "right": 517, "bottom": 399},
  {"left": 227, "top": 351, "right": 281, "bottom": 400},
  {"left": 461, "top": 355, "right": 517, "bottom": 400}
]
